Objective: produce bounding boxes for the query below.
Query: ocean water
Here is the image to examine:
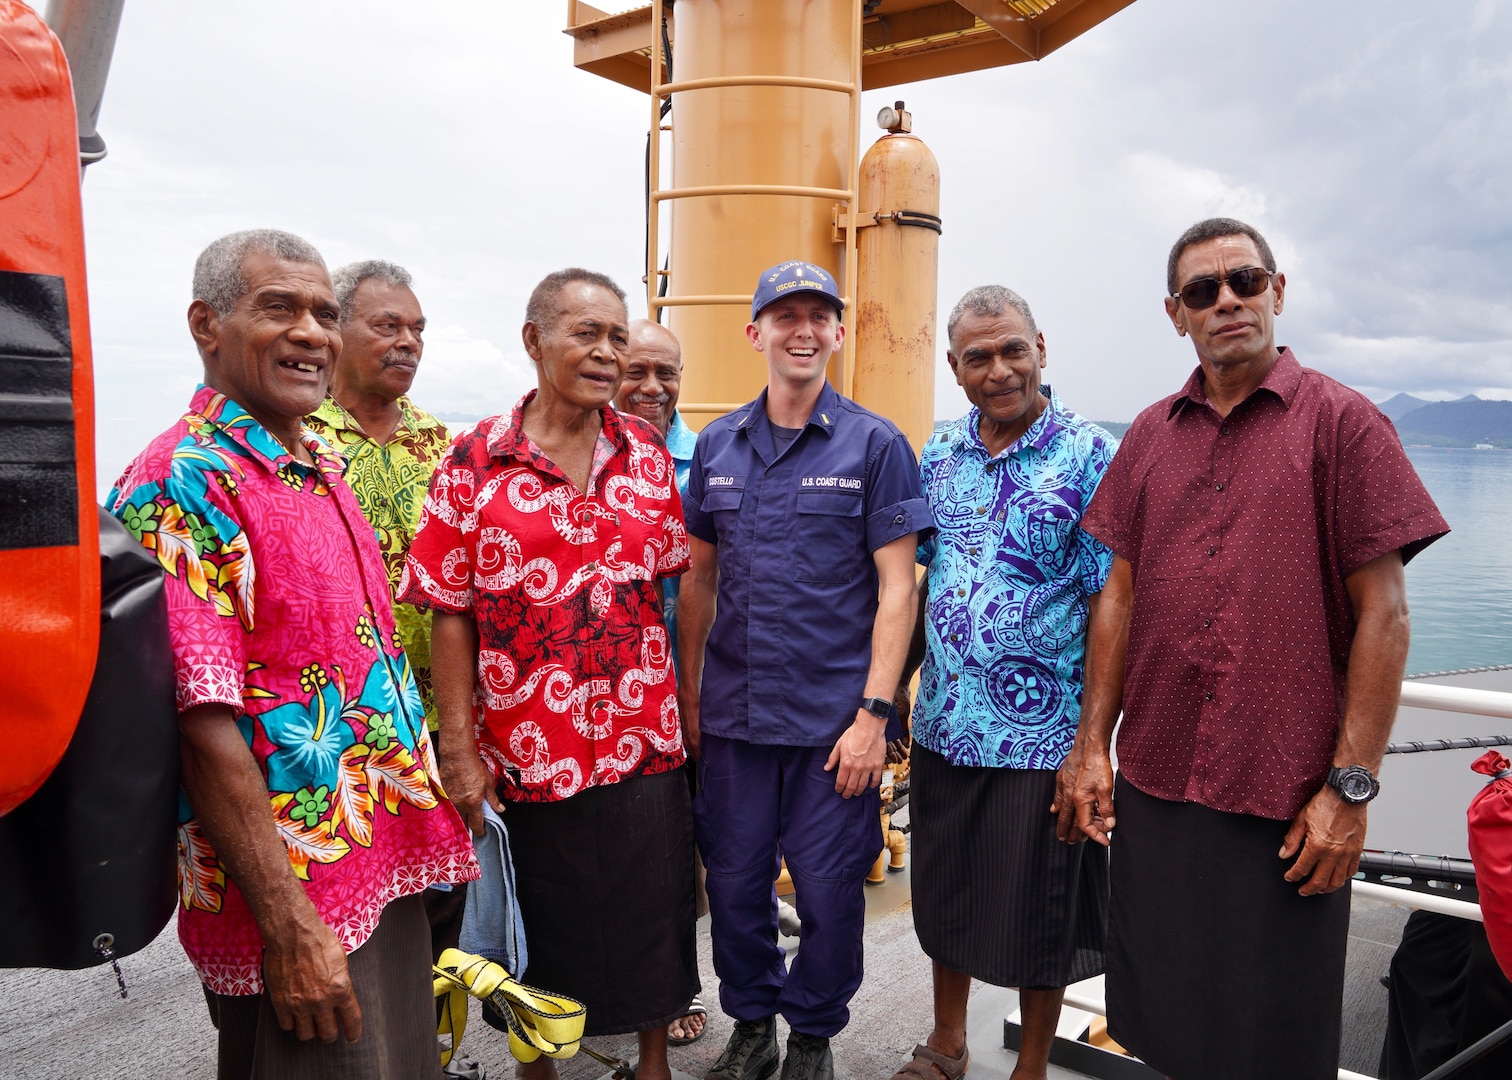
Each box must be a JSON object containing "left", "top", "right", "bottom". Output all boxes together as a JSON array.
[{"left": 1401, "top": 448, "right": 1512, "bottom": 674}]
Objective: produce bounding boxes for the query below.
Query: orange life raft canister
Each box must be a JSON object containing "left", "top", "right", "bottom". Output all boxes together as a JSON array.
[{"left": 0, "top": 0, "right": 101, "bottom": 816}]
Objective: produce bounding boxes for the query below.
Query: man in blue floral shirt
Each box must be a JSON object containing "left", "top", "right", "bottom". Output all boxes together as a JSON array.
[{"left": 891, "top": 286, "right": 1115, "bottom": 1080}]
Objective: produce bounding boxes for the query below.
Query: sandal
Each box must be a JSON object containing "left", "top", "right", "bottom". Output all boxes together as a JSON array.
[
  {"left": 667, "top": 995, "right": 708, "bottom": 1046},
  {"left": 889, "top": 1042, "right": 970, "bottom": 1080}
]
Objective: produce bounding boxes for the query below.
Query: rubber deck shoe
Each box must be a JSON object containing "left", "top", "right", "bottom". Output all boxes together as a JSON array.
[
  {"left": 706, "top": 1016, "right": 779, "bottom": 1080},
  {"left": 779, "top": 1032, "right": 833, "bottom": 1080}
]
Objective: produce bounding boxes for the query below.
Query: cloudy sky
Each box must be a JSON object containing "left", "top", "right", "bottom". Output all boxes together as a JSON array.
[{"left": 50, "top": 0, "right": 1512, "bottom": 492}]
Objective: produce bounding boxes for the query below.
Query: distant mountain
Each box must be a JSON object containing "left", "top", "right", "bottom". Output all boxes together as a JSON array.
[
  {"left": 1377, "top": 393, "right": 1432, "bottom": 421},
  {"left": 1395, "top": 397, "right": 1512, "bottom": 448}
]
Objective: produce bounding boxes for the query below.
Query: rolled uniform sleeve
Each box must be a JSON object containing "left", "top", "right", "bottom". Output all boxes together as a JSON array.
[
  {"left": 682, "top": 437, "right": 717, "bottom": 546},
  {"left": 864, "top": 432, "right": 933, "bottom": 551}
]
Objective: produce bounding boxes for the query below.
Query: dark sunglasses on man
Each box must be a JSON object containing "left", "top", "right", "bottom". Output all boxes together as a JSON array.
[{"left": 1172, "top": 266, "right": 1274, "bottom": 311}]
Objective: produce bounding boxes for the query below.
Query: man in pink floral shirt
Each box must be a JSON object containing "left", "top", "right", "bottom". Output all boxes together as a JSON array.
[{"left": 110, "top": 230, "right": 476, "bottom": 1080}]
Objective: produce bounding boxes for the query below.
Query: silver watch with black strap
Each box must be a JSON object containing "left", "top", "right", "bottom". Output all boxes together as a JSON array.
[{"left": 1326, "top": 764, "right": 1381, "bottom": 804}]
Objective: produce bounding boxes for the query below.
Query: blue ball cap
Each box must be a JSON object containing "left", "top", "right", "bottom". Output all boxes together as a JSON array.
[{"left": 750, "top": 260, "right": 845, "bottom": 321}]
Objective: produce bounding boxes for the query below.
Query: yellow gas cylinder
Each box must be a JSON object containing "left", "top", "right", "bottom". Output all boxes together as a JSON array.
[
  {"left": 658, "top": 0, "right": 858, "bottom": 428},
  {"left": 851, "top": 102, "right": 940, "bottom": 454}
]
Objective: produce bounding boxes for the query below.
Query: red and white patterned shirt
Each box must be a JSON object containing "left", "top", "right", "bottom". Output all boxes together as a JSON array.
[{"left": 401, "top": 392, "right": 690, "bottom": 802}]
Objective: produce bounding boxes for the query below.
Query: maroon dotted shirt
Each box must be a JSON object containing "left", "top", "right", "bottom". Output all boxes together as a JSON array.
[{"left": 1081, "top": 350, "right": 1448, "bottom": 820}]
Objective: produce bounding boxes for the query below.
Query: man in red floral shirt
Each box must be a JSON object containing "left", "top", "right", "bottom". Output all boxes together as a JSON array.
[{"left": 403, "top": 268, "right": 696, "bottom": 1080}]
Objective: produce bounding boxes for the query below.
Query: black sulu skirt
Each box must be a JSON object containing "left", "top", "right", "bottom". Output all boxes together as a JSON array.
[
  {"left": 1105, "top": 774, "right": 1351, "bottom": 1080},
  {"left": 490, "top": 767, "right": 699, "bottom": 1036},
  {"left": 910, "top": 743, "right": 1108, "bottom": 989}
]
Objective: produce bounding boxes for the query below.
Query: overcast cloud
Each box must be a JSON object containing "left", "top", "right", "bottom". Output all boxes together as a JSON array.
[{"left": 52, "top": 0, "right": 1512, "bottom": 492}]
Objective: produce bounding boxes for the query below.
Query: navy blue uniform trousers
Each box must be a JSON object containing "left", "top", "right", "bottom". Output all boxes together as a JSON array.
[{"left": 694, "top": 733, "right": 882, "bottom": 1037}]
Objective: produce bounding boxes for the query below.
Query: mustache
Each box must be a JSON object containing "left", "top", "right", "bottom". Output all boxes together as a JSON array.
[
  {"left": 626, "top": 392, "right": 671, "bottom": 406},
  {"left": 380, "top": 349, "right": 417, "bottom": 369}
]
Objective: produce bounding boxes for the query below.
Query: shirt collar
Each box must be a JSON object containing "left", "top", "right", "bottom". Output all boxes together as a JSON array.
[
  {"left": 191, "top": 384, "right": 346, "bottom": 476},
  {"left": 955, "top": 385, "right": 1062, "bottom": 458},
  {"left": 486, "top": 388, "right": 627, "bottom": 463},
  {"left": 735, "top": 379, "right": 841, "bottom": 438},
  {"left": 665, "top": 409, "right": 697, "bottom": 462},
  {"left": 312, "top": 394, "right": 443, "bottom": 439},
  {"left": 1168, "top": 347, "right": 1301, "bottom": 420}
]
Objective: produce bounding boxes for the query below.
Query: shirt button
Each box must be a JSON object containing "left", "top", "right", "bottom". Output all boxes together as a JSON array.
[
  {"left": 1205, "top": 691, "right": 1215, "bottom": 701},
  {"left": 950, "top": 673, "right": 959, "bottom": 682},
  {"left": 970, "top": 546, "right": 980, "bottom": 556},
  {"left": 1208, "top": 546, "right": 1216, "bottom": 556},
  {"left": 1203, "top": 619, "right": 1212, "bottom": 628},
  {"left": 1215, "top": 482, "right": 1225, "bottom": 492},
  {"left": 1221, "top": 424, "right": 1231, "bottom": 435},
  {"left": 950, "top": 633, "right": 959, "bottom": 642},
  {"left": 957, "top": 587, "right": 967, "bottom": 597},
  {"left": 894, "top": 513, "right": 905, "bottom": 525},
  {"left": 976, "top": 506, "right": 986, "bottom": 516}
]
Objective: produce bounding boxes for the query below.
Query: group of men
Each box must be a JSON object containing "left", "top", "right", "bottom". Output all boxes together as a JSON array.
[{"left": 108, "top": 216, "right": 1446, "bottom": 1080}]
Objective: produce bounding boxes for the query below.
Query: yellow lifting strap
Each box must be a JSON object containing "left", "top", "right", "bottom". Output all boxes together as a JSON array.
[{"left": 432, "top": 947, "right": 587, "bottom": 1066}]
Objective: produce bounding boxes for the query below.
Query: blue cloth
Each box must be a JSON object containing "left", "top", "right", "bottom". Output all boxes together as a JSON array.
[
  {"left": 915, "top": 387, "right": 1116, "bottom": 769},
  {"left": 683, "top": 381, "right": 932, "bottom": 747},
  {"left": 662, "top": 409, "right": 697, "bottom": 674},
  {"left": 693, "top": 734, "right": 880, "bottom": 1037},
  {"left": 458, "top": 802, "right": 528, "bottom": 976}
]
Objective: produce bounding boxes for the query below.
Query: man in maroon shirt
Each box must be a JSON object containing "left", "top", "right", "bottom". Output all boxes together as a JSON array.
[{"left": 1054, "top": 218, "right": 1448, "bottom": 1080}]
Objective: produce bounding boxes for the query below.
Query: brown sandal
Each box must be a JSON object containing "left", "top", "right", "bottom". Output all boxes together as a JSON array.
[{"left": 889, "top": 1042, "right": 970, "bottom": 1080}]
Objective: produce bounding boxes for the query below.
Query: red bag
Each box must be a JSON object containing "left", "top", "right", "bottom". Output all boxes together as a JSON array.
[{"left": 1468, "top": 750, "right": 1512, "bottom": 981}]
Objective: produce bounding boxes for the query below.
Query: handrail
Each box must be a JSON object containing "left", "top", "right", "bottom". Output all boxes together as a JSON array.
[
  {"left": 658, "top": 74, "right": 856, "bottom": 95},
  {"left": 1398, "top": 681, "right": 1512, "bottom": 720},
  {"left": 653, "top": 183, "right": 853, "bottom": 202}
]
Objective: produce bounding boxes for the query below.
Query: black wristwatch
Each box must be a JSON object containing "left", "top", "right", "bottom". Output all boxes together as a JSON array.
[
  {"left": 1326, "top": 765, "right": 1381, "bottom": 804},
  {"left": 861, "top": 696, "right": 895, "bottom": 721}
]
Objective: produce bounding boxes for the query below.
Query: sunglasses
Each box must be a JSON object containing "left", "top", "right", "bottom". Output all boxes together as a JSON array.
[{"left": 1172, "top": 267, "right": 1274, "bottom": 310}]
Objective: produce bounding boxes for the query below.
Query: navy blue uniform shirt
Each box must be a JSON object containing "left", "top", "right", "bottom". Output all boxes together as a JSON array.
[{"left": 684, "top": 381, "right": 932, "bottom": 747}]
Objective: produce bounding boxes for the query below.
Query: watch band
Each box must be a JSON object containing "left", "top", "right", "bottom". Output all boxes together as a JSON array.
[{"left": 861, "top": 696, "right": 894, "bottom": 720}]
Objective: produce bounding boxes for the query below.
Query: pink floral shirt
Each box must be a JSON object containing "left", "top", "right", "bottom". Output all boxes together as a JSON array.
[{"left": 109, "top": 387, "right": 478, "bottom": 995}]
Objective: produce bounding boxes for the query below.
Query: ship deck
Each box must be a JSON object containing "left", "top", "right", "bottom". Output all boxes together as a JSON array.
[{"left": 1, "top": 664, "right": 1505, "bottom": 1079}]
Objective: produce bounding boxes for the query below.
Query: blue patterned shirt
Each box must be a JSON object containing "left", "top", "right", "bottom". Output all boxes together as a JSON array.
[
  {"left": 661, "top": 409, "right": 697, "bottom": 673},
  {"left": 914, "top": 388, "right": 1116, "bottom": 769}
]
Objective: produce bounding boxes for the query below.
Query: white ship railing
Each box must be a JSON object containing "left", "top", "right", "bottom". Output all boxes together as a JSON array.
[{"left": 1034, "top": 677, "right": 1512, "bottom": 1080}]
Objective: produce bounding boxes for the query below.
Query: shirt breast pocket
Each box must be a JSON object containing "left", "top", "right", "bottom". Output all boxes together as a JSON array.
[
  {"left": 794, "top": 490, "right": 863, "bottom": 583},
  {"left": 701, "top": 485, "right": 745, "bottom": 543}
]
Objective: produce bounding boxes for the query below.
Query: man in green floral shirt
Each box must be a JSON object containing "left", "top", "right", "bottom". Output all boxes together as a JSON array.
[
  {"left": 308, "top": 261, "right": 449, "bottom": 726},
  {"left": 305, "top": 261, "right": 469, "bottom": 989}
]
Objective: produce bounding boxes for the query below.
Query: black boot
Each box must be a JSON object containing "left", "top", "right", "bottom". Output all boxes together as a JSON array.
[
  {"left": 705, "top": 1016, "right": 780, "bottom": 1080},
  {"left": 779, "top": 1032, "right": 834, "bottom": 1080}
]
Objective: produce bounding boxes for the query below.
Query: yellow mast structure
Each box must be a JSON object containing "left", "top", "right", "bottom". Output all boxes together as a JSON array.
[{"left": 565, "top": 0, "right": 1136, "bottom": 449}]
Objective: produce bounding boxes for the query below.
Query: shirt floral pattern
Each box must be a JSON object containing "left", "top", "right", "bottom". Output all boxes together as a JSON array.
[
  {"left": 915, "top": 388, "right": 1116, "bottom": 769},
  {"left": 306, "top": 395, "right": 450, "bottom": 728},
  {"left": 109, "top": 386, "right": 477, "bottom": 995},
  {"left": 401, "top": 391, "right": 690, "bottom": 803}
]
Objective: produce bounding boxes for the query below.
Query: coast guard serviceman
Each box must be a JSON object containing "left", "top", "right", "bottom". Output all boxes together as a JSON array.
[
  {"left": 677, "top": 261, "right": 931, "bottom": 1080},
  {"left": 1058, "top": 217, "right": 1449, "bottom": 1080}
]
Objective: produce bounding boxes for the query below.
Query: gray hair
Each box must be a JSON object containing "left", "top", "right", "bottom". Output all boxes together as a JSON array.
[
  {"left": 525, "top": 268, "right": 627, "bottom": 334},
  {"left": 1166, "top": 217, "right": 1276, "bottom": 295},
  {"left": 946, "top": 285, "right": 1038, "bottom": 353},
  {"left": 192, "top": 229, "right": 326, "bottom": 316},
  {"left": 331, "top": 260, "right": 414, "bottom": 326}
]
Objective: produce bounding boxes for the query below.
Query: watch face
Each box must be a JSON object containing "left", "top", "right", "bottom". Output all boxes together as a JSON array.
[{"left": 1337, "top": 767, "right": 1376, "bottom": 801}]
